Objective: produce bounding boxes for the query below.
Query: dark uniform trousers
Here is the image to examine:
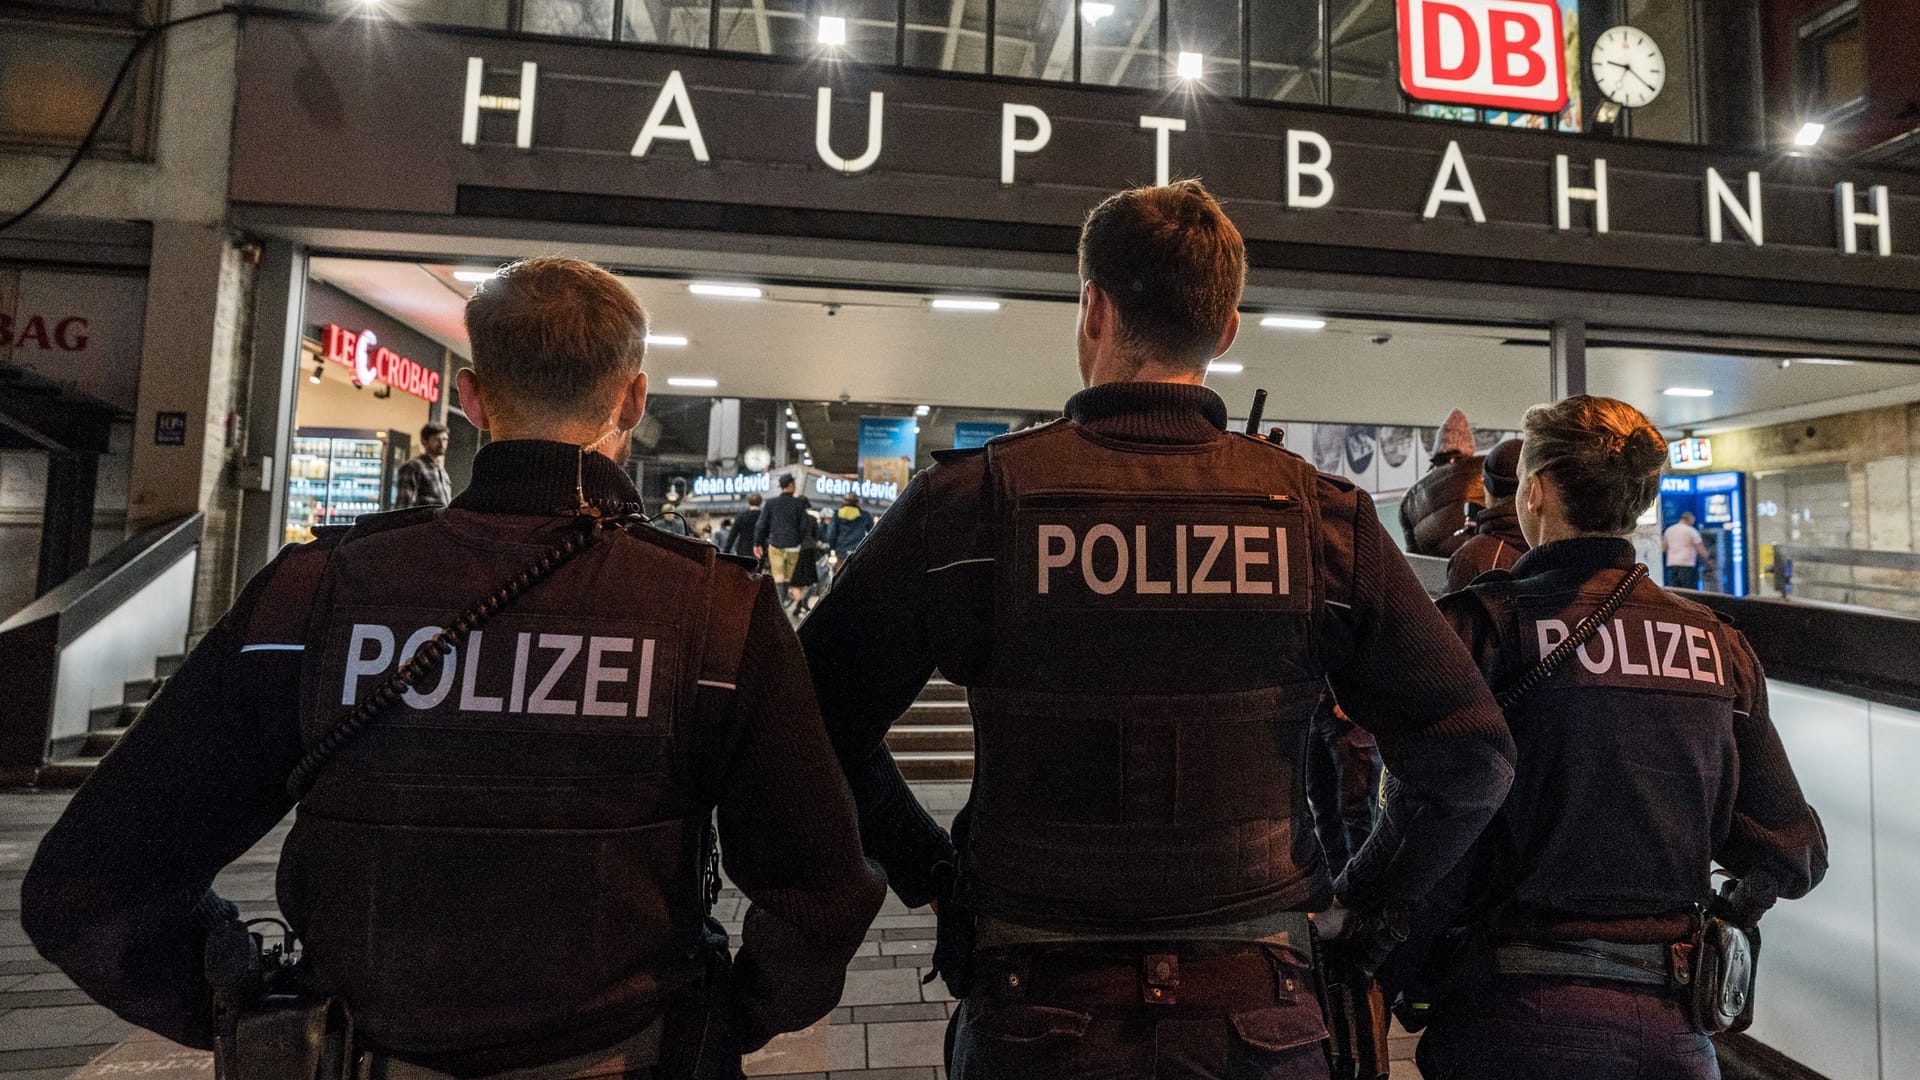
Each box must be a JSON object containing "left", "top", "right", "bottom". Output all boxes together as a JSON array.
[
  {"left": 1415, "top": 976, "right": 1716, "bottom": 1080},
  {"left": 951, "top": 948, "right": 1331, "bottom": 1080}
]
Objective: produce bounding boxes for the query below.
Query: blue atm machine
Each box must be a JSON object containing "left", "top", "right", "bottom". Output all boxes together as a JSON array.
[{"left": 1657, "top": 471, "right": 1749, "bottom": 596}]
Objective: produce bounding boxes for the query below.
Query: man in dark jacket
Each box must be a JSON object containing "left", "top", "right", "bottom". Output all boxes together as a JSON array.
[
  {"left": 754, "top": 475, "right": 812, "bottom": 608},
  {"left": 729, "top": 493, "right": 762, "bottom": 560},
  {"left": 1399, "top": 410, "right": 1486, "bottom": 558},
  {"left": 800, "top": 181, "right": 1514, "bottom": 1079},
  {"left": 1446, "top": 437, "right": 1529, "bottom": 592},
  {"left": 22, "top": 258, "right": 884, "bottom": 1078}
]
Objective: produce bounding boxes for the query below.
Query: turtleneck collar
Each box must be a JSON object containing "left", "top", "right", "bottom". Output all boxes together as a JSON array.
[
  {"left": 448, "top": 440, "right": 644, "bottom": 517},
  {"left": 1064, "top": 381, "right": 1230, "bottom": 445},
  {"left": 1508, "top": 536, "right": 1637, "bottom": 580}
]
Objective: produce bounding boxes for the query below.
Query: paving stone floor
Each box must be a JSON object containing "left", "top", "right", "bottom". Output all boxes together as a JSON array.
[{"left": 0, "top": 783, "right": 1417, "bottom": 1079}]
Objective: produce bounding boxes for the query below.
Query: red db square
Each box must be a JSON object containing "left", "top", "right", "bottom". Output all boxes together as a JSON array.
[{"left": 1398, "top": 0, "right": 1569, "bottom": 113}]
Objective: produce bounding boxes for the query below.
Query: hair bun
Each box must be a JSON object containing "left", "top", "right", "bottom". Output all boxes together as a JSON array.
[{"left": 1622, "top": 428, "right": 1668, "bottom": 473}]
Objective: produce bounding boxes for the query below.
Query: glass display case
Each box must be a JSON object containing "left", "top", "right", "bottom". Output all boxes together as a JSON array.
[{"left": 285, "top": 428, "right": 393, "bottom": 543}]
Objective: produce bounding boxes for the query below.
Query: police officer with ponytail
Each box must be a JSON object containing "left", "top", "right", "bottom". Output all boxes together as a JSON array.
[
  {"left": 1412, "top": 395, "right": 1828, "bottom": 1080},
  {"left": 25, "top": 258, "right": 885, "bottom": 1078},
  {"left": 801, "top": 181, "right": 1516, "bottom": 1079}
]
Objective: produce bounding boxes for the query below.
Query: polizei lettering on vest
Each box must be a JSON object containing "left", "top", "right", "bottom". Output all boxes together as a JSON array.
[
  {"left": 1037, "top": 522, "right": 1289, "bottom": 597},
  {"left": 1532, "top": 616, "right": 1726, "bottom": 686},
  {"left": 342, "top": 624, "right": 661, "bottom": 716}
]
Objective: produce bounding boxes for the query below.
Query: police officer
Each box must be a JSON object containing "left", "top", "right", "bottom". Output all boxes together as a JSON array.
[
  {"left": 800, "top": 181, "right": 1516, "bottom": 1079},
  {"left": 1443, "top": 437, "right": 1528, "bottom": 593},
  {"left": 23, "top": 258, "right": 885, "bottom": 1078},
  {"left": 1414, "top": 395, "right": 1828, "bottom": 1080}
]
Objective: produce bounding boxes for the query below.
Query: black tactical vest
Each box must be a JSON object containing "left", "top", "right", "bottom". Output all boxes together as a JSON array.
[
  {"left": 929, "top": 421, "right": 1333, "bottom": 932},
  {"left": 276, "top": 508, "right": 756, "bottom": 1058},
  {"left": 1465, "top": 568, "right": 1742, "bottom": 932}
]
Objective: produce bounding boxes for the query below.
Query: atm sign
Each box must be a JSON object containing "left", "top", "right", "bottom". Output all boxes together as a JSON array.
[{"left": 1398, "top": 0, "right": 1569, "bottom": 114}]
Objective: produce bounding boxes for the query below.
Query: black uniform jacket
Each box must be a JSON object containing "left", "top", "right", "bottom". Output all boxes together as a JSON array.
[
  {"left": 22, "top": 441, "right": 885, "bottom": 1062},
  {"left": 1437, "top": 537, "right": 1827, "bottom": 939},
  {"left": 800, "top": 382, "right": 1516, "bottom": 927},
  {"left": 1445, "top": 500, "right": 1529, "bottom": 595}
]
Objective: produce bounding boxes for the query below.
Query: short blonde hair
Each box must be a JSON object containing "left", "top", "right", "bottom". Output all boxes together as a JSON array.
[{"left": 464, "top": 258, "right": 647, "bottom": 421}]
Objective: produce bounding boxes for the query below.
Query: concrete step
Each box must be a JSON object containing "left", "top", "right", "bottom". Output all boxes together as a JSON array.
[
  {"left": 892, "top": 751, "right": 974, "bottom": 782},
  {"left": 89, "top": 703, "right": 143, "bottom": 731},
  {"left": 155, "top": 654, "right": 186, "bottom": 679},
  {"left": 32, "top": 760, "right": 99, "bottom": 788},
  {"left": 885, "top": 725, "right": 974, "bottom": 753},
  {"left": 901, "top": 699, "right": 971, "bottom": 725},
  {"left": 919, "top": 679, "right": 967, "bottom": 702},
  {"left": 79, "top": 728, "right": 129, "bottom": 758},
  {"left": 124, "top": 676, "right": 166, "bottom": 704}
]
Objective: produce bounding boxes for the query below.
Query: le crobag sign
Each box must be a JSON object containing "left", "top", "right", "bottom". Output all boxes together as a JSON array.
[
  {"left": 1398, "top": 0, "right": 1569, "bottom": 114},
  {"left": 320, "top": 324, "right": 442, "bottom": 402}
]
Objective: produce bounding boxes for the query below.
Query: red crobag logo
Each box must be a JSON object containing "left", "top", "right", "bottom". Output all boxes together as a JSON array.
[{"left": 1398, "top": 0, "right": 1569, "bottom": 113}]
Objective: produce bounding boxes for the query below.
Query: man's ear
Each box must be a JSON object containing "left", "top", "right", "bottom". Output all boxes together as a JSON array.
[
  {"left": 616, "top": 371, "right": 648, "bottom": 430},
  {"left": 1082, "top": 281, "right": 1111, "bottom": 342},
  {"left": 1212, "top": 310, "right": 1241, "bottom": 361},
  {"left": 455, "top": 369, "right": 490, "bottom": 432}
]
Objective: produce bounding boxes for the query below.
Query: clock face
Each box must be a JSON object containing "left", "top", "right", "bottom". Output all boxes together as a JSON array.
[
  {"left": 1591, "top": 26, "right": 1666, "bottom": 109},
  {"left": 742, "top": 444, "right": 772, "bottom": 472}
]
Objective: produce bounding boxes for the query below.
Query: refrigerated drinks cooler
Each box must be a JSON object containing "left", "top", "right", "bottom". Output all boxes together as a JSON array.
[
  {"left": 285, "top": 428, "right": 410, "bottom": 543},
  {"left": 1658, "top": 470, "right": 1749, "bottom": 596}
]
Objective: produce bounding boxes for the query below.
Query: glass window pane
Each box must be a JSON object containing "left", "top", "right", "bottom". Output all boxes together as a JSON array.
[
  {"left": 624, "top": 0, "right": 714, "bottom": 46},
  {"left": 995, "top": 0, "right": 1073, "bottom": 81},
  {"left": 1617, "top": 0, "right": 1695, "bottom": 143},
  {"left": 1817, "top": 21, "right": 1866, "bottom": 109},
  {"left": 1249, "top": 0, "right": 1320, "bottom": 103},
  {"left": 823, "top": 0, "right": 900, "bottom": 65},
  {"left": 12, "top": 0, "right": 146, "bottom": 16},
  {"left": 252, "top": 0, "right": 512, "bottom": 27},
  {"left": 0, "top": 24, "right": 139, "bottom": 150},
  {"left": 717, "top": 0, "right": 811, "bottom": 57},
  {"left": 1328, "top": 0, "right": 1400, "bottom": 111},
  {"left": 904, "top": 0, "right": 986, "bottom": 72},
  {"left": 1080, "top": 0, "right": 1158, "bottom": 88},
  {"left": 1169, "top": 0, "right": 1239, "bottom": 94},
  {"left": 523, "top": 0, "right": 616, "bottom": 38}
]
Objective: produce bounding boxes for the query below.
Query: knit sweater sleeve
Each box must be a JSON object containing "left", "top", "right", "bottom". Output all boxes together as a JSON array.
[{"left": 1323, "top": 486, "right": 1516, "bottom": 921}]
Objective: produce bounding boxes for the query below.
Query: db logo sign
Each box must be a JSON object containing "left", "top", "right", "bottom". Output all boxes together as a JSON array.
[{"left": 1398, "top": 0, "right": 1568, "bottom": 113}]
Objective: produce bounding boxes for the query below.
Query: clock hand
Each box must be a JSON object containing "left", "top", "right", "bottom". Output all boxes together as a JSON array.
[{"left": 1625, "top": 67, "right": 1655, "bottom": 92}]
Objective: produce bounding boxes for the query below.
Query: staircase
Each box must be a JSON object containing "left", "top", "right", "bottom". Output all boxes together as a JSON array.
[
  {"left": 885, "top": 678, "right": 974, "bottom": 781},
  {"left": 40, "top": 654, "right": 181, "bottom": 785}
]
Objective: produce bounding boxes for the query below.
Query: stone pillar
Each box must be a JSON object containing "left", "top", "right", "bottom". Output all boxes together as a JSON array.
[{"left": 126, "top": 222, "right": 257, "bottom": 635}]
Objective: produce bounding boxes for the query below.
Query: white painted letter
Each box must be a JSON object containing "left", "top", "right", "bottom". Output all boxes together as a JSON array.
[
  {"left": 459, "top": 630, "right": 504, "bottom": 712},
  {"left": 1705, "top": 168, "right": 1763, "bottom": 246},
  {"left": 1001, "top": 103, "right": 1052, "bottom": 185},
  {"left": 1287, "top": 130, "right": 1335, "bottom": 209},
  {"left": 816, "top": 88, "right": 884, "bottom": 173},
  {"left": 1081, "top": 524, "right": 1129, "bottom": 595},
  {"left": 1037, "top": 524, "right": 1076, "bottom": 593},
  {"left": 399, "top": 627, "right": 456, "bottom": 710},
  {"left": 1140, "top": 115, "right": 1187, "bottom": 187},
  {"left": 1422, "top": 141, "right": 1486, "bottom": 223},
  {"left": 342, "top": 624, "right": 395, "bottom": 706},
  {"left": 462, "top": 58, "right": 537, "bottom": 149},
  {"left": 1535, "top": 618, "right": 1569, "bottom": 656},
  {"left": 1555, "top": 155, "right": 1609, "bottom": 233},
  {"left": 583, "top": 637, "right": 633, "bottom": 717},
  {"left": 1836, "top": 182, "right": 1892, "bottom": 256},
  {"left": 633, "top": 70, "right": 710, "bottom": 162}
]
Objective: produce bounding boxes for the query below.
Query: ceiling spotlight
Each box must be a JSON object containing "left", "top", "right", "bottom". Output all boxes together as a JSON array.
[
  {"left": 309, "top": 363, "right": 325, "bottom": 384},
  {"left": 914, "top": 404, "right": 931, "bottom": 416},
  {"left": 1792, "top": 357, "right": 1856, "bottom": 366},
  {"left": 645, "top": 333, "right": 688, "bottom": 347},
  {"left": 1208, "top": 361, "right": 1244, "bottom": 374},
  {"left": 1177, "top": 52, "right": 1204, "bottom": 79},
  {"left": 688, "top": 282, "right": 764, "bottom": 299},
  {"left": 796, "top": 441, "right": 807, "bottom": 450},
  {"left": 1261, "top": 315, "right": 1326, "bottom": 331},
  {"left": 912, "top": 425, "right": 921, "bottom": 434},
  {"left": 1793, "top": 122, "right": 1825, "bottom": 147},
  {"left": 1663, "top": 387, "right": 1714, "bottom": 398},
  {"left": 1081, "top": 1, "right": 1115, "bottom": 24},
  {"left": 452, "top": 269, "right": 497, "bottom": 283},
  {"left": 790, "top": 430, "right": 803, "bottom": 441},
  {"left": 818, "top": 15, "right": 847, "bottom": 46},
  {"left": 667, "top": 376, "right": 719, "bottom": 388},
  {"left": 930, "top": 298, "right": 1002, "bottom": 312},
  {"left": 786, "top": 420, "right": 800, "bottom": 430}
]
